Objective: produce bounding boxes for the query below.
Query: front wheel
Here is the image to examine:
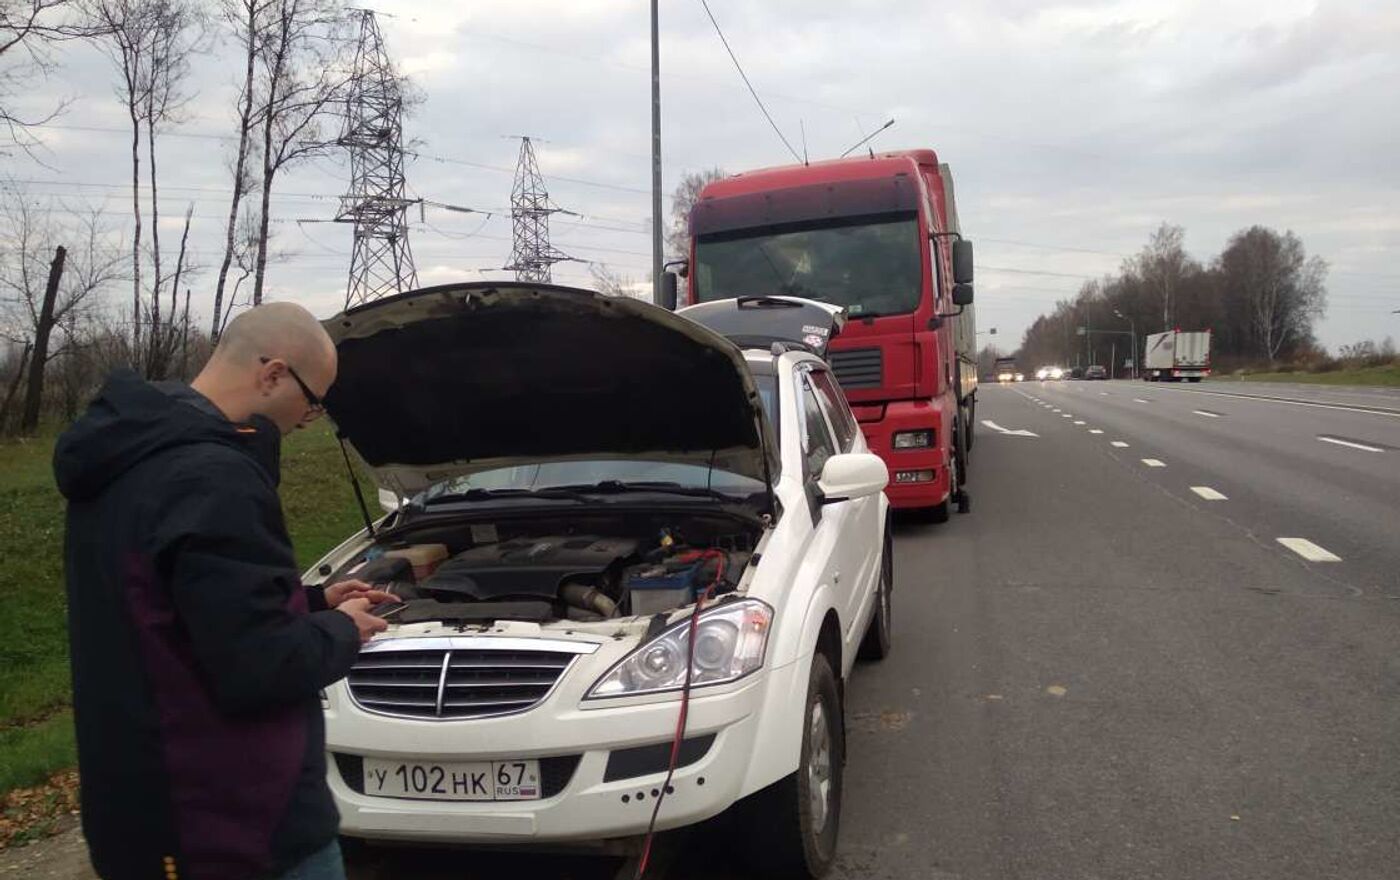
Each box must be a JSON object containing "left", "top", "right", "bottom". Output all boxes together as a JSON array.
[{"left": 738, "top": 654, "right": 844, "bottom": 877}]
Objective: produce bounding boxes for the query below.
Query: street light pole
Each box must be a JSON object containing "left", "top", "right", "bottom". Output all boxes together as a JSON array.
[
  {"left": 649, "top": 0, "right": 664, "bottom": 305},
  {"left": 1114, "top": 309, "right": 1137, "bottom": 380}
]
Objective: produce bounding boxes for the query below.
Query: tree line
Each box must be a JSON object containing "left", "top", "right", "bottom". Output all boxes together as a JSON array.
[
  {"left": 1010, "top": 223, "right": 1336, "bottom": 376},
  {"left": 0, "top": 0, "right": 408, "bottom": 434}
]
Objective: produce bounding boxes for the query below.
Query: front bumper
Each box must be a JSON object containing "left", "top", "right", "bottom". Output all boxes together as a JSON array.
[
  {"left": 326, "top": 664, "right": 789, "bottom": 844},
  {"left": 857, "top": 399, "right": 951, "bottom": 510}
]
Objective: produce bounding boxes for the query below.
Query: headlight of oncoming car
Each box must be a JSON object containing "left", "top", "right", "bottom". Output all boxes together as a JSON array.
[{"left": 586, "top": 599, "right": 773, "bottom": 699}]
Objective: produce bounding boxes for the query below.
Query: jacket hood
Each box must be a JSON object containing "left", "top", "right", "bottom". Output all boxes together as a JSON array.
[
  {"left": 322, "top": 282, "right": 779, "bottom": 497},
  {"left": 53, "top": 370, "right": 278, "bottom": 501}
]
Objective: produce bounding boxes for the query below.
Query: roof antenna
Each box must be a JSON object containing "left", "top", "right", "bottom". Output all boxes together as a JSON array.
[
  {"left": 800, "top": 119, "right": 810, "bottom": 166},
  {"left": 839, "top": 117, "right": 895, "bottom": 159}
]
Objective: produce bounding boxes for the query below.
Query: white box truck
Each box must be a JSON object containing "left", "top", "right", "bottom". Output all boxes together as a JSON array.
[{"left": 1144, "top": 329, "right": 1211, "bottom": 382}]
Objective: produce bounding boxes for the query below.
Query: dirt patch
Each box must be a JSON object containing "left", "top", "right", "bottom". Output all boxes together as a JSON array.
[{"left": 0, "top": 772, "right": 79, "bottom": 851}]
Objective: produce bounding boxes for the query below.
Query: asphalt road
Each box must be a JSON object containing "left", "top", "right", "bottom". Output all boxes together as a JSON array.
[{"left": 336, "top": 379, "right": 1400, "bottom": 880}]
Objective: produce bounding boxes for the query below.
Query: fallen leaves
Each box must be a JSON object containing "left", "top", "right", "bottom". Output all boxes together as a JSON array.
[{"left": 0, "top": 770, "right": 79, "bottom": 850}]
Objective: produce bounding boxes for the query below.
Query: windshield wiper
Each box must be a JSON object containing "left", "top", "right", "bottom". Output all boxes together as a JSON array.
[
  {"left": 421, "top": 487, "right": 591, "bottom": 505},
  {"left": 553, "top": 480, "right": 746, "bottom": 502}
]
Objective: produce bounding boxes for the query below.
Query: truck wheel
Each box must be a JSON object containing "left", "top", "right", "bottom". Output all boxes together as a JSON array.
[
  {"left": 858, "top": 530, "right": 893, "bottom": 661},
  {"left": 739, "top": 654, "right": 844, "bottom": 877}
]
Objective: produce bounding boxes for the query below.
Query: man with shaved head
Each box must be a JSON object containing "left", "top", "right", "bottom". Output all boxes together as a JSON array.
[{"left": 55, "top": 303, "right": 388, "bottom": 880}]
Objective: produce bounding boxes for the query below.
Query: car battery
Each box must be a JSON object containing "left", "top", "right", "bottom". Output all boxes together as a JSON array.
[{"left": 626, "top": 559, "right": 704, "bottom": 615}]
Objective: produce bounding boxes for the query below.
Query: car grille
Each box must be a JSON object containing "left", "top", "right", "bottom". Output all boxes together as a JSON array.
[
  {"left": 346, "top": 647, "right": 577, "bottom": 720},
  {"left": 829, "top": 347, "right": 883, "bottom": 389}
]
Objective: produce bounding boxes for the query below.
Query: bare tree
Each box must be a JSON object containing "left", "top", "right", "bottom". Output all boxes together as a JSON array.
[
  {"left": 0, "top": 0, "right": 98, "bottom": 153},
  {"left": 1218, "top": 226, "right": 1327, "bottom": 363},
  {"left": 247, "top": 0, "right": 351, "bottom": 305},
  {"left": 1131, "top": 223, "right": 1197, "bottom": 331},
  {"left": 588, "top": 262, "right": 646, "bottom": 300},
  {"left": 210, "top": 0, "right": 264, "bottom": 338},
  {"left": 0, "top": 187, "right": 125, "bottom": 433},
  {"left": 82, "top": 0, "right": 199, "bottom": 367},
  {"left": 666, "top": 168, "right": 726, "bottom": 261}
]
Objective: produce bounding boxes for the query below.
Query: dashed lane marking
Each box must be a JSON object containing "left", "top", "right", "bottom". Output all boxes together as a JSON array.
[
  {"left": 1141, "top": 458, "right": 1166, "bottom": 467},
  {"left": 1133, "top": 398, "right": 1151, "bottom": 404},
  {"left": 1089, "top": 429, "right": 1104, "bottom": 434},
  {"left": 1191, "top": 486, "right": 1228, "bottom": 500},
  {"left": 1073, "top": 420, "right": 1085, "bottom": 425},
  {"left": 1276, "top": 538, "right": 1342, "bottom": 562},
  {"left": 1193, "top": 409, "right": 1221, "bottom": 418},
  {"left": 1111, "top": 441, "right": 1130, "bottom": 448},
  {"left": 1317, "top": 435, "right": 1384, "bottom": 453}
]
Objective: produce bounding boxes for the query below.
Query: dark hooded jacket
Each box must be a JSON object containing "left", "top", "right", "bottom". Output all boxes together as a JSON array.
[{"left": 54, "top": 370, "right": 362, "bottom": 880}]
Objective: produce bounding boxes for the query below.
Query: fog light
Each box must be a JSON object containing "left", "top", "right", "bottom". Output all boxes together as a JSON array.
[
  {"left": 893, "top": 430, "right": 934, "bottom": 449},
  {"left": 894, "top": 469, "right": 935, "bottom": 484}
]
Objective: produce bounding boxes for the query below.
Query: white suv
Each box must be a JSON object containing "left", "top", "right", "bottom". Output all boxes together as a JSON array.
[{"left": 309, "top": 283, "right": 893, "bottom": 877}]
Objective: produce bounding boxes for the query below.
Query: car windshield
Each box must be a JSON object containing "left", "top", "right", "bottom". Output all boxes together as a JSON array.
[
  {"left": 418, "top": 374, "right": 778, "bottom": 503},
  {"left": 693, "top": 212, "right": 922, "bottom": 318}
]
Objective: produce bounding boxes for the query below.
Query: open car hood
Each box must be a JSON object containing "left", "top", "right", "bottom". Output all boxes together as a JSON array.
[{"left": 322, "top": 282, "right": 779, "bottom": 498}]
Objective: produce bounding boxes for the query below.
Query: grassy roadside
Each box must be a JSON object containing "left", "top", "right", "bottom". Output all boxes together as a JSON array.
[
  {"left": 1218, "top": 364, "right": 1400, "bottom": 387},
  {"left": 0, "top": 419, "right": 370, "bottom": 815}
]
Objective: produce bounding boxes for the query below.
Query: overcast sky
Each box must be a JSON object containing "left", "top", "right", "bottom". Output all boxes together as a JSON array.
[{"left": 8, "top": 0, "right": 1399, "bottom": 350}]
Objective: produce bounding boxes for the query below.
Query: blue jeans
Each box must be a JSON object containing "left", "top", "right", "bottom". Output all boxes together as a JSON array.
[{"left": 270, "top": 840, "right": 346, "bottom": 880}]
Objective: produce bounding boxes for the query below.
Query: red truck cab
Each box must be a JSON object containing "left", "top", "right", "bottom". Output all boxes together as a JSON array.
[{"left": 685, "top": 150, "right": 977, "bottom": 519}]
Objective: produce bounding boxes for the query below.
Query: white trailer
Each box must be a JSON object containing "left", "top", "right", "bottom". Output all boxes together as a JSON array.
[{"left": 1144, "top": 330, "right": 1211, "bottom": 382}]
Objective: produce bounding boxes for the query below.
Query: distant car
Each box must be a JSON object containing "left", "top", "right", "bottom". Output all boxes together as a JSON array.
[
  {"left": 1084, "top": 365, "right": 1108, "bottom": 380},
  {"left": 996, "top": 371, "right": 1014, "bottom": 383},
  {"left": 1014, "top": 372, "right": 1025, "bottom": 382},
  {"left": 1068, "top": 366, "right": 1085, "bottom": 379},
  {"left": 1035, "top": 366, "right": 1064, "bottom": 381}
]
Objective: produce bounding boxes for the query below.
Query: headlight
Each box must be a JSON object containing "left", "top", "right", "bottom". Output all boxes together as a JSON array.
[
  {"left": 586, "top": 599, "right": 773, "bottom": 699},
  {"left": 892, "top": 429, "right": 934, "bottom": 449}
]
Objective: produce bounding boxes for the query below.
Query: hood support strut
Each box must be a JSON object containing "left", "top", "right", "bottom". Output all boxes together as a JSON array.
[{"left": 338, "top": 435, "right": 377, "bottom": 538}]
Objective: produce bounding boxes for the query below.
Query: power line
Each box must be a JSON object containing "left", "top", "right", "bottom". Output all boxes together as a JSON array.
[{"left": 697, "top": 0, "right": 802, "bottom": 164}]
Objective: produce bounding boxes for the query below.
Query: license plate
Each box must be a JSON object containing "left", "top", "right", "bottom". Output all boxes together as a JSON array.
[{"left": 362, "top": 758, "right": 541, "bottom": 801}]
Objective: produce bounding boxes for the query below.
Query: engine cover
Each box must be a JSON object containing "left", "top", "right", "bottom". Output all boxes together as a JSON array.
[{"left": 421, "top": 536, "right": 640, "bottom": 601}]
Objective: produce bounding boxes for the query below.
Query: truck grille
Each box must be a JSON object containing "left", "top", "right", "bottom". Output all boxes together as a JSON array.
[
  {"left": 347, "top": 645, "right": 578, "bottom": 720},
  {"left": 829, "top": 347, "right": 883, "bottom": 389}
]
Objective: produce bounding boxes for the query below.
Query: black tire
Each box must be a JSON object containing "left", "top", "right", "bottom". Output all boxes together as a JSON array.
[
  {"left": 1189, "top": 377, "right": 1202, "bottom": 383},
  {"left": 858, "top": 530, "right": 893, "bottom": 661},
  {"left": 739, "top": 654, "right": 844, "bottom": 878}
]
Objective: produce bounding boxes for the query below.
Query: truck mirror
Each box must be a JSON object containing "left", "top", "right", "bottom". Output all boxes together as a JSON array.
[
  {"left": 663, "top": 257, "right": 690, "bottom": 279},
  {"left": 659, "top": 272, "right": 679, "bottom": 310},
  {"left": 952, "top": 240, "right": 974, "bottom": 285},
  {"left": 952, "top": 283, "right": 974, "bottom": 306}
]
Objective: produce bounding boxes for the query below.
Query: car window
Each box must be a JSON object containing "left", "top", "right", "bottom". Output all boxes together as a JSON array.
[
  {"left": 809, "top": 369, "right": 857, "bottom": 452},
  {"left": 799, "top": 376, "right": 838, "bottom": 479}
]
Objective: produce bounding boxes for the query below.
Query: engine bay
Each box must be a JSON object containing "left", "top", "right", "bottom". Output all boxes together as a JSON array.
[{"left": 324, "top": 511, "right": 762, "bottom": 625}]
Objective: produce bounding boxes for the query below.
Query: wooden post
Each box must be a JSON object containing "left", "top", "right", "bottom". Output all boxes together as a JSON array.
[{"left": 20, "top": 246, "right": 66, "bottom": 434}]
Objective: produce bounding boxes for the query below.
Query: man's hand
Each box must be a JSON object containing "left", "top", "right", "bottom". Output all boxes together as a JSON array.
[
  {"left": 324, "top": 578, "right": 397, "bottom": 609},
  {"left": 335, "top": 597, "right": 389, "bottom": 644}
]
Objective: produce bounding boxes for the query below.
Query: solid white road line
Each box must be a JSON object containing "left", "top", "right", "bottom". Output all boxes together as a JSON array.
[
  {"left": 1089, "top": 429, "right": 1104, "bottom": 434},
  {"left": 1192, "top": 410, "right": 1220, "bottom": 418},
  {"left": 1191, "top": 486, "right": 1228, "bottom": 500},
  {"left": 1152, "top": 386, "right": 1400, "bottom": 419},
  {"left": 1276, "top": 538, "right": 1342, "bottom": 562},
  {"left": 1317, "top": 436, "right": 1384, "bottom": 453},
  {"left": 1141, "top": 458, "right": 1166, "bottom": 467},
  {"left": 1111, "top": 441, "right": 1130, "bottom": 448}
]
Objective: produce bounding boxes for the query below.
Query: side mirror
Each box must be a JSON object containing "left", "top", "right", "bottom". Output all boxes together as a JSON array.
[
  {"left": 952, "top": 239, "right": 974, "bottom": 285},
  {"left": 952, "top": 283, "right": 974, "bottom": 306},
  {"left": 662, "top": 257, "right": 690, "bottom": 279},
  {"left": 659, "top": 272, "right": 678, "bottom": 311},
  {"left": 377, "top": 487, "right": 401, "bottom": 514},
  {"left": 817, "top": 453, "right": 889, "bottom": 504}
]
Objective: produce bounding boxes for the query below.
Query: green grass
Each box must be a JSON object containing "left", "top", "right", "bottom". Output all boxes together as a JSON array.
[
  {"left": 1220, "top": 364, "right": 1400, "bottom": 387},
  {"left": 0, "top": 419, "right": 371, "bottom": 796}
]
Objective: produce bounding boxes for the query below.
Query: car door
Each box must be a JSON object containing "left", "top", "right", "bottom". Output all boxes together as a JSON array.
[
  {"left": 809, "top": 367, "right": 882, "bottom": 619},
  {"left": 797, "top": 367, "right": 863, "bottom": 657}
]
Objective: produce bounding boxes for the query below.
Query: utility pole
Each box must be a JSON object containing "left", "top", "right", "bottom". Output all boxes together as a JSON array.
[
  {"left": 503, "top": 137, "right": 576, "bottom": 283},
  {"left": 650, "top": 0, "right": 664, "bottom": 305},
  {"left": 337, "top": 9, "right": 417, "bottom": 308}
]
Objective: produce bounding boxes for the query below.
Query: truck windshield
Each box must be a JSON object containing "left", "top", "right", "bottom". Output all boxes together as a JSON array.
[{"left": 694, "top": 212, "right": 922, "bottom": 318}]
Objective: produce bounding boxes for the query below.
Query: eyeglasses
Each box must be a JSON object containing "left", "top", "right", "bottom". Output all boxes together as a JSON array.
[{"left": 260, "top": 356, "right": 325, "bottom": 419}]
